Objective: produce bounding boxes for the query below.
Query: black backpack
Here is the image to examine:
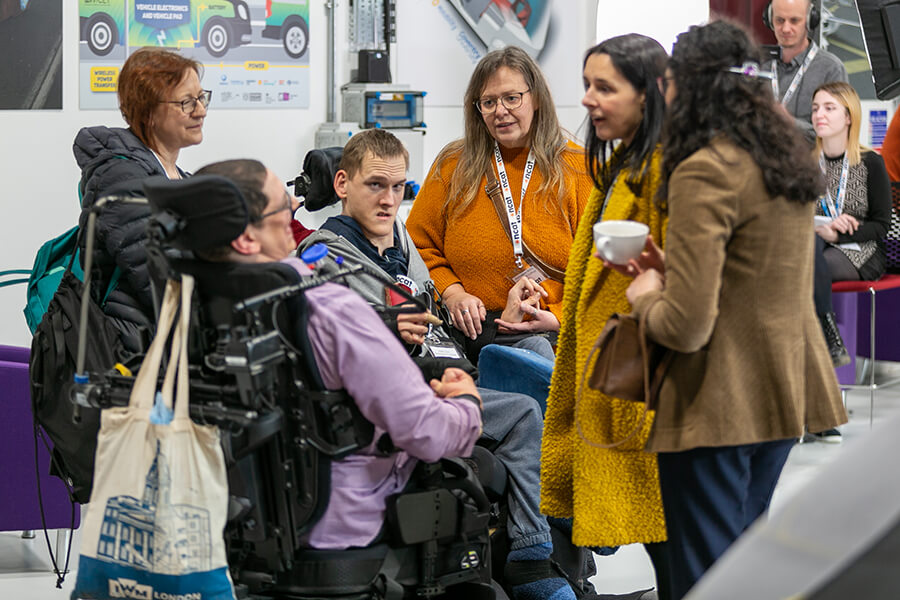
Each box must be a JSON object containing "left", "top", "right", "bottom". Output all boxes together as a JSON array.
[{"left": 29, "top": 268, "right": 126, "bottom": 504}]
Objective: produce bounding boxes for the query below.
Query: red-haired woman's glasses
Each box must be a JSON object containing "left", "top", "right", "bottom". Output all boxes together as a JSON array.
[{"left": 161, "top": 90, "right": 212, "bottom": 114}]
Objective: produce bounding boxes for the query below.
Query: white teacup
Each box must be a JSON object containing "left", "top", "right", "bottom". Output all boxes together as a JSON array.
[{"left": 593, "top": 220, "right": 650, "bottom": 265}]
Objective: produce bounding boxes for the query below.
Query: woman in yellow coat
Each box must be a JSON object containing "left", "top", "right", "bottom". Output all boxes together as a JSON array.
[{"left": 540, "top": 35, "right": 669, "bottom": 549}]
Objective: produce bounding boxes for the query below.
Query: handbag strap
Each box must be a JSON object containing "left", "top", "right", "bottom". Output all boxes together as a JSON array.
[
  {"left": 484, "top": 167, "right": 566, "bottom": 283},
  {"left": 574, "top": 305, "right": 657, "bottom": 450},
  {"left": 159, "top": 274, "right": 194, "bottom": 419},
  {"left": 172, "top": 274, "right": 194, "bottom": 420},
  {"left": 129, "top": 279, "right": 181, "bottom": 410}
]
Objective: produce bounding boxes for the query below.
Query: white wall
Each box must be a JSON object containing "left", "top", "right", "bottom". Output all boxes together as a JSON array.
[{"left": 596, "top": 0, "right": 709, "bottom": 53}]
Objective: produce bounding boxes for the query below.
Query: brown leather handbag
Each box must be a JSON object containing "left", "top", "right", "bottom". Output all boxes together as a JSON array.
[
  {"left": 576, "top": 307, "right": 674, "bottom": 449},
  {"left": 589, "top": 311, "right": 672, "bottom": 407}
]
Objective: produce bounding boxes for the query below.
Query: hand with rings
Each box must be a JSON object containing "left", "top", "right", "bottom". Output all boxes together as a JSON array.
[
  {"left": 499, "top": 276, "right": 548, "bottom": 324},
  {"left": 442, "top": 284, "right": 486, "bottom": 340}
]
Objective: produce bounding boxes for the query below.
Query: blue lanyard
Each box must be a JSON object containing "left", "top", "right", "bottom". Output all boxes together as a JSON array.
[{"left": 818, "top": 153, "right": 850, "bottom": 218}]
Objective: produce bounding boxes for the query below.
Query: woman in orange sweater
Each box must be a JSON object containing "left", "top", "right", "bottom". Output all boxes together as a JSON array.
[{"left": 406, "top": 46, "right": 593, "bottom": 355}]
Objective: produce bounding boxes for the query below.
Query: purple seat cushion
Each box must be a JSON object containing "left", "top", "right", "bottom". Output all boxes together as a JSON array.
[
  {"left": 0, "top": 356, "right": 80, "bottom": 531},
  {"left": 0, "top": 344, "right": 30, "bottom": 364}
]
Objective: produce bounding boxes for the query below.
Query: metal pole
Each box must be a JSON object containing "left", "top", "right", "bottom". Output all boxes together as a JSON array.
[
  {"left": 869, "top": 286, "right": 876, "bottom": 427},
  {"left": 326, "top": 0, "right": 337, "bottom": 122}
]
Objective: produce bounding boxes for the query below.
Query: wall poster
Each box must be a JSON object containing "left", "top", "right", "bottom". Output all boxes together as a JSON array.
[{"left": 78, "top": 0, "right": 310, "bottom": 109}]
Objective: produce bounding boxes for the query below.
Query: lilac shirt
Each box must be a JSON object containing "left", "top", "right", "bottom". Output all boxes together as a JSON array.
[{"left": 282, "top": 258, "right": 482, "bottom": 549}]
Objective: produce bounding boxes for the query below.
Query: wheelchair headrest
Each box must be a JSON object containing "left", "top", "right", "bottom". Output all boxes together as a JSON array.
[
  {"left": 291, "top": 146, "right": 343, "bottom": 212},
  {"left": 143, "top": 175, "right": 249, "bottom": 251},
  {"left": 175, "top": 259, "right": 301, "bottom": 305}
]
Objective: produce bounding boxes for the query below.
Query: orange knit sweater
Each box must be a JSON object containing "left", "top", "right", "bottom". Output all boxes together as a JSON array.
[{"left": 407, "top": 143, "right": 593, "bottom": 323}]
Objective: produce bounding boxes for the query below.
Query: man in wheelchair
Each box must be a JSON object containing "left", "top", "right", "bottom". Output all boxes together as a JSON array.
[
  {"left": 138, "top": 159, "right": 496, "bottom": 599},
  {"left": 295, "top": 131, "right": 590, "bottom": 600}
]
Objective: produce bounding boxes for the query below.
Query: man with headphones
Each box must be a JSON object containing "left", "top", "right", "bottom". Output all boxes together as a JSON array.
[{"left": 765, "top": 0, "right": 848, "bottom": 142}]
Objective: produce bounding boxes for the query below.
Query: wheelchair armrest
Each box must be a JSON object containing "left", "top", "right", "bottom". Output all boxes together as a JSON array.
[
  {"left": 388, "top": 488, "right": 462, "bottom": 545},
  {"left": 437, "top": 457, "right": 491, "bottom": 513},
  {"left": 463, "top": 446, "right": 508, "bottom": 502},
  {"left": 386, "top": 457, "right": 492, "bottom": 546}
]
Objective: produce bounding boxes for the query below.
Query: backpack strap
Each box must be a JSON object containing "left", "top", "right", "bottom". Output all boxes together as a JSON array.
[{"left": 0, "top": 269, "right": 31, "bottom": 288}]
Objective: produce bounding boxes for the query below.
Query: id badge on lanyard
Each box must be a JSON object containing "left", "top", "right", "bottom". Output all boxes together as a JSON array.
[
  {"left": 511, "top": 264, "right": 549, "bottom": 285},
  {"left": 494, "top": 141, "right": 536, "bottom": 276},
  {"left": 424, "top": 338, "right": 462, "bottom": 359}
]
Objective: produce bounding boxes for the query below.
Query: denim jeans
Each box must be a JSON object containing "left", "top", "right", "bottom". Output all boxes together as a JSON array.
[
  {"left": 479, "top": 386, "right": 551, "bottom": 550},
  {"left": 478, "top": 341, "right": 555, "bottom": 413},
  {"left": 510, "top": 335, "right": 555, "bottom": 360}
]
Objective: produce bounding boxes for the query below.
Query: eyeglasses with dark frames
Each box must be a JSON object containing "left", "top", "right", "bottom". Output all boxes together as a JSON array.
[
  {"left": 252, "top": 191, "right": 294, "bottom": 224},
  {"left": 475, "top": 90, "right": 531, "bottom": 114},
  {"left": 161, "top": 90, "right": 212, "bottom": 114}
]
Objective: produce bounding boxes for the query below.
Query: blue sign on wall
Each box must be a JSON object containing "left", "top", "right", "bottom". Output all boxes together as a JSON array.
[
  {"left": 870, "top": 109, "right": 888, "bottom": 148},
  {"left": 133, "top": 0, "right": 190, "bottom": 30}
]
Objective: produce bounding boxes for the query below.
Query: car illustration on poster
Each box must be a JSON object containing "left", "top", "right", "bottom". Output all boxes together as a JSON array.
[
  {"left": 448, "top": 0, "right": 550, "bottom": 57},
  {"left": 79, "top": 0, "right": 125, "bottom": 56},
  {"left": 78, "top": 0, "right": 312, "bottom": 110},
  {"left": 263, "top": 0, "right": 309, "bottom": 58},
  {"left": 80, "top": 0, "right": 252, "bottom": 58}
]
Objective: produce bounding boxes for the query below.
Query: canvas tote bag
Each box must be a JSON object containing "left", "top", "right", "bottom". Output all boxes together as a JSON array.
[{"left": 72, "top": 276, "right": 236, "bottom": 600}]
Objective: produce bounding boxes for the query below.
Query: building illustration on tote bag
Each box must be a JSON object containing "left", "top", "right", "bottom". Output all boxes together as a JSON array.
[{"left": 96, "top": 442, "right": 212, "bottom": 574}]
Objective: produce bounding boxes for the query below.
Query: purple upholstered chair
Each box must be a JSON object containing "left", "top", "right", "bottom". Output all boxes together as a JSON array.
[
  {"left": 0, "top": 344, "right": 80, "bottom": 557},
  {"left": 830, "top": 182, "right": 900, "bottom": 425}
]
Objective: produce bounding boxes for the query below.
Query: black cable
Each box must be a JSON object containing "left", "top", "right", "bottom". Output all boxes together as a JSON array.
[{"left": 32, "top": 422, "right": 75, "bottom": 587}]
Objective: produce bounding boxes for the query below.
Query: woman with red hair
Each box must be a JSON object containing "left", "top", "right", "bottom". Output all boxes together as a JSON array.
[{"left": 73, "top": 47, "right": 209, "bottom": 352}]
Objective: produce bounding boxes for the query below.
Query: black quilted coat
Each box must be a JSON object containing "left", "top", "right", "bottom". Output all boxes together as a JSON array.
[{"left": 73, "top": 126, "right": 182, "bottom": 352}]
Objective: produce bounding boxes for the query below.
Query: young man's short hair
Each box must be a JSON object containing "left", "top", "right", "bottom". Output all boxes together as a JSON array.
[{"left": 338, "top": 129, "right": 409, "bottom": 178}]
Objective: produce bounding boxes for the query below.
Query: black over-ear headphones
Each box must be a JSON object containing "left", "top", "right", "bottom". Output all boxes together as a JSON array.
[{"left": 762, "top": 0, "right": 821, "bottom": 32}]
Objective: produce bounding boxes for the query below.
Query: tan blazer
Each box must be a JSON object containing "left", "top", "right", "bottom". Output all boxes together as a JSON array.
[{"left": 632, "top": 138, "right": 847, "bottom": 453}]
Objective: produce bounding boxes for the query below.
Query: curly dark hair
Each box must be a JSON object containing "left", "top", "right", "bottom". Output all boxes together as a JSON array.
[
  {"left": 583, "top": 34, "right": 667, "bottom": 196},
  {"left": 660, "top": 20, "right": 822, "bottom": 204}
]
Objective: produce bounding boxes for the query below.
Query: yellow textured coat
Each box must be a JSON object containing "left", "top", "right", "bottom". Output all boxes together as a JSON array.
[{"left": 540, "top": 152, "right": 668, "bottom": 547}]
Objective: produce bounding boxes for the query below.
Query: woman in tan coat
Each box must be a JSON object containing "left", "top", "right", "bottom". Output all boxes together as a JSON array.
[{"left": 625, "top": 21, "right": 847, "bottom": 600}]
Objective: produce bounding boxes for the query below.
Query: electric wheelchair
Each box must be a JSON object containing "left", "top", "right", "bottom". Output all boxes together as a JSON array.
[
  {"left": 289, "top": 148, "right": 598, "bottom": 597},
  {"left": 72, "top": 174, "right": 506, "bottom": 600}
]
